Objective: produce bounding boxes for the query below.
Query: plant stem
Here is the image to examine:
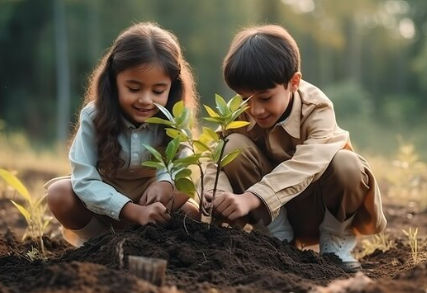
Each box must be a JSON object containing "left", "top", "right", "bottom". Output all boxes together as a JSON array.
[
  {"left": 197, "top": 163, "right": 206, "bottom": 220},
  {"left": 207, "top": 137, "right": 229, "bottom": 227}
]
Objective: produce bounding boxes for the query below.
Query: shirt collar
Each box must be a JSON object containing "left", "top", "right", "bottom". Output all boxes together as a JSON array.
[
  {"left": 275, "top": 90, "right": 301, "bottom": 139},
  {"left": 121, "top": 115, "right": 152, "bottom": 130}
]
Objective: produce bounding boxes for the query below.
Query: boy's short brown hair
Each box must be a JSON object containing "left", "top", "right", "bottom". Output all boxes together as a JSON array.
[{"left": 223, "top": 24, "right": 301, "bottom": 94}]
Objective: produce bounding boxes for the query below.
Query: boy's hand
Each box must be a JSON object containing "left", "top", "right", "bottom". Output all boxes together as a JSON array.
[
  {"left": 120, "top": 202, "right": 171, "bottom": 225},
  {"left": 208, "top": 191, "right": 262, "bottom": 221},
  {"left": 139, "top": 181, "right": 173, "bottom": 206}
]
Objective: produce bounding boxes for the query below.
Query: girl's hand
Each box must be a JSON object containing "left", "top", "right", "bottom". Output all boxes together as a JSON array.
[
  {"left": 139, "top": 181, "right": 173, "bottom": 207},
  {"left": 209, "top": 191, "right": 262, "bottom": 221},
  {"left": 180, "top": 199, "right": 200, "bottom": 220},
  {"left": 120, "top": 202, "right": 171, "bottom": 225}
]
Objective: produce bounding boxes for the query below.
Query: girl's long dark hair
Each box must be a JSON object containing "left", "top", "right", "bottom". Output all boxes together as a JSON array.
[{"left": 79, "top": 22, "right": 198, "bottom": 179}]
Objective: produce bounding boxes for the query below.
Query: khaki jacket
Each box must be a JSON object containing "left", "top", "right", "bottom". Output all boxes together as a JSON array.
[{"left": 205, "top": 80, "right": 386, "bottom": 235}]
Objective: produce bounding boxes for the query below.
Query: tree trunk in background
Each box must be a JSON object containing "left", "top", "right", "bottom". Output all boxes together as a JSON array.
[
  {"left": 54, "top": 0, "right": 70, "bottom": 143},
  {"left": 88, "top": 0, "right": 100, "bottom": 66},
  {"left": 348, "top": 17, "right": 361, "bottom": 83}
]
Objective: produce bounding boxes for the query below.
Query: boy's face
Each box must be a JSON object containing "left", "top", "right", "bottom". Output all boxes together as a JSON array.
[{"left": 240, "top": 74, "right": 301, "bottom": 128}]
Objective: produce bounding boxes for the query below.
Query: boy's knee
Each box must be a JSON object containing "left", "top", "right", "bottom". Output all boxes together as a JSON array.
[
  {"left": 224, "top": 133, "right": 255, "bottom": 152},
  {"left": 330, "top": 150, "right": 367, "bottom": 188},
  {"left": 223, "top": 133, "right": 259, "bottom": 169}
]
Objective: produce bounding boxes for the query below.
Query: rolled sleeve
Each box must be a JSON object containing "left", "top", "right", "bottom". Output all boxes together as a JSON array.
[
  {"left": 156, "top": 168, "right": 173, "bottom": 184},
  {"left": 249, "top": 105, "right": 349, "bottom": 221},
  {"left": 70, "top": 106, "right": 131, "bottom": 220}
]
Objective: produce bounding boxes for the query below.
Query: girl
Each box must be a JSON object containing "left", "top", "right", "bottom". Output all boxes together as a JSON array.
[{"left": 46, "top": 22, "right": 199, "bottom": 247}]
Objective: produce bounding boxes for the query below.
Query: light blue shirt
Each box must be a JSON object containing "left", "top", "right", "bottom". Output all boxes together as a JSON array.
[{"left": 69, "top": 102, "right": 172, "bottom": 220}]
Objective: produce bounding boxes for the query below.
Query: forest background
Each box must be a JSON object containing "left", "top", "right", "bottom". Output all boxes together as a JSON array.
[{"left": 0, "top": 0, "right": 426, "bottom": 160}]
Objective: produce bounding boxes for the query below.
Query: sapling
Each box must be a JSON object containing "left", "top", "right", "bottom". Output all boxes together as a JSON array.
[
  {"left": 142, "top": 94, "right": 250, "bottom": 224},
  {"left": 142, "top": 136, "right": 197, "bottom": 213},
  {"left": 0, "top": 168, "right": 52, "bottom": 256}
]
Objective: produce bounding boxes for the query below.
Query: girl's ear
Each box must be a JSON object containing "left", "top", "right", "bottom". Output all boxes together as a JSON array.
[{"left": 290, "top": 72, "right": 302, "bottom": 92}]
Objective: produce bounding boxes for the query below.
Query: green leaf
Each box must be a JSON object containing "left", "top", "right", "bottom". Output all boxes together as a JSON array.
[
  {"left": 142, "top": 144, "right": 164, "bottom": 163},
  {"left": 34, "top": 194, "right": 47, "bottom": 209},
  {"left": 154, "top": 103, "right": 175, "bottom": 122},
  {"left": 230, "top": 105, "right": 249, "bottom": 121},
  {"left": 213, "top": 140, "right": 224, "bottom": 163},
  {"left": 227, "top": 94, "right": 243, "bottom": 112},
  {"left": 175, "top": 178, "right": 196, "bottom": 196},
  {"left": 204, "top": 105, "right": 219, "bottom": 118},
  {"left": 225, "top": 121, "right": 250, "bottom": 130},
  {"left": 174, "top": 169, "right": 192, "bottom": 181},
  {"left": 165, "top": 128, "right": 187, "bottom": 142},
  {"left": 174, "top": 153, "right": 201, "bottom": 166},
  {"left": 0, "top": 169, "right": 31, "bottom": 203},
  {"left": 165, "top": 138, "right": 180, "bottom": 162},
  {"left": 203, "top": 127, "right": 219, "bottom": 142},
  {"left": 10, "top": 200, "right": 31, "bottom": 223},
  {"left": 172, "top": 101, "right": 184, "bottom": 118},
  {"left": 43, "top": 217, "right": 53, "bottom": 231},
  {"left": 145, "top": 117, "right": 174, "bottom": 126},
  {"left": 221, "top": 149, "right": 241, "bottom": 167},
  {"left": 215, "top": 94, "right": 228, "bottom": 116},
  {"left": 193, "top": 140, "right": 211, "bottom": 152},
  {"left": 175, "top": 107, "right": 191, "bottom": 127},
  {"left": 197, "top": 134, "right": 212, "bottom": 148},
  {"left": 142, "top": 161, "right": 165, "bottom": 169},
  {"left": 181, "top": 127, "right": 193, "bottom": 140},
  {"left": 204, "top": 117, "right": 224, "bottom": 124}
]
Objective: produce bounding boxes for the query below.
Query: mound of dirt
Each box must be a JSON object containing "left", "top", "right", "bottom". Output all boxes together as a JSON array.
[{"left": 0, "top": 206, "right": 426, "bottom": 293}]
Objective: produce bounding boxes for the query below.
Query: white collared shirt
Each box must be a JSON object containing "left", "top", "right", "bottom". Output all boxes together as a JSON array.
[{"left": 69, "top": 102, "right": 172, "bottom": 220}]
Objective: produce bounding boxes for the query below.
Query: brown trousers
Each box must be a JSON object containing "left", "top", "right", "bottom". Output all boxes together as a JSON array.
[{"left": 222, "top": 134, "right": 370, "bottom": 244}]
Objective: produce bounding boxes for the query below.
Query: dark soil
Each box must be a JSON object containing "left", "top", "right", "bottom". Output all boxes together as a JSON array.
[{"left": 0, "top": 198, "right": 426, "bottom": 293}]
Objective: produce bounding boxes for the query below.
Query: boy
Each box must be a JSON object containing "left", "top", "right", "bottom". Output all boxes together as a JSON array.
[{"left": 203, "top": 24, "right": 386, "bottom": 273}]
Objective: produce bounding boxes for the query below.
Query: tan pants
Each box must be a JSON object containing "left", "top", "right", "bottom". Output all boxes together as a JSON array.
[{"left": 221, "top": 134, "right": 370, "bottom": 245}]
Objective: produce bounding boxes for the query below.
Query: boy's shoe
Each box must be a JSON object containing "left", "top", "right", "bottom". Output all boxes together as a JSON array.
[
  {"left": 319, "top": 208, "right": 361, "bottom": 273},
  {"left": 267, "top": 206, "right": 294, "bottom": 242}
]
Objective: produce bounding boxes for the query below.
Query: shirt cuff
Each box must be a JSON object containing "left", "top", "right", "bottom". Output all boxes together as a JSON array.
[
  {"left": 108, "top": 194, "right": 132, "bottom": 221},
  {"left": 156, "top": 170, "right": 174, "bottom": 185},
  {"left": 247, "top": 183, "right": 282, "bottom": 221}
]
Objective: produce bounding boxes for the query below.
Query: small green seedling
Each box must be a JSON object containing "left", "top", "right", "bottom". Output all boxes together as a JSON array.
[
  {"left": 25, "top": 246, "right": 42, "bottom": 262},
  {"left": 354, "top": 232, "right": 394, "bottom": 259},
  {"left": 143, "top": 94, "right": 250, "bottom": 224},
  {"left": 0, "top": 168, "right": 52, "bottom": 256},
  {"left": 402, "top": 227, "right": 419, "bottom": 265},
  {"left": 142, "top": 136, "right": 198, "bottom": 211}
]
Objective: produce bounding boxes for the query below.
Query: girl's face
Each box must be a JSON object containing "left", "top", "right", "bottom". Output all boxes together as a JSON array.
[
  {"left": 116, "top": 63, "right": 172, "bottom": 126},
  {"left": 239, "top": 73, "right": 301, "bottom": 129}
]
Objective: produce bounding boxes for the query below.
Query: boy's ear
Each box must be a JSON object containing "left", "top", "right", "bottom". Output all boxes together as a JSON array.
[{"left": 290, "top": 72, "right": 302, "bottom": 92}]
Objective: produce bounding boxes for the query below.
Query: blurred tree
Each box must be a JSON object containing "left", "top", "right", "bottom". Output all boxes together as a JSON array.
[
  {"left": 54, "top": 0, "right": 71, "bottom": 143},
  {"left": 0, "top": 0, "right": 56, "bottom": 140},
  {"left": 0, "top": 0, "right": 425, "bottom": 157}
]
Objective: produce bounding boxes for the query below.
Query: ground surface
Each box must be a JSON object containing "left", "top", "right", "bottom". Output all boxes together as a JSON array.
[{"left": 0, "top": 198, "right": 426, "bottom": 293}]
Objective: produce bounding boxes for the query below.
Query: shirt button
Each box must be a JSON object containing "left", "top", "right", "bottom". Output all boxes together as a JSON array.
[
  {"left": 133, "top": 153, "right": 139, "bottom": 159},
  {"left": 132, "top": 133, "right": 138, "bottom": 139},
  {"left": 111, "top": 212, "right": 115, "bottom": 216}
]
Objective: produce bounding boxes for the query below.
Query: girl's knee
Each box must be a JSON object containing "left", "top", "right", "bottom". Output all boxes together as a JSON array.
[{"left": 47, "top": 180, "right": 75, "bottom": 213}]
